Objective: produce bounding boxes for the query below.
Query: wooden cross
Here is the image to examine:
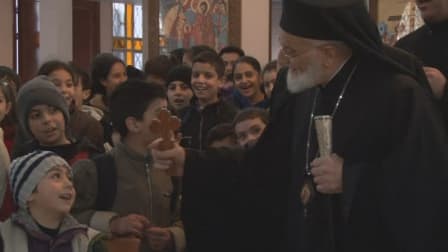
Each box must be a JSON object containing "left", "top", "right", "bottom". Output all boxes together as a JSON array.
[{"left": 150, "top": 108, "right": 181, "bottom": 150}]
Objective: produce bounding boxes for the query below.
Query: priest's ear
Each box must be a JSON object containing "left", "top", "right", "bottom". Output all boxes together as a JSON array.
[{"left": 319, "top": 42, "right": 351, "bottom": 67}]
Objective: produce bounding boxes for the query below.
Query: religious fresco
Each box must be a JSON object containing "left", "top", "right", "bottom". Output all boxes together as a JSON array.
[{"left": 160, "top": 0, "right": 229, "bottom": 53}]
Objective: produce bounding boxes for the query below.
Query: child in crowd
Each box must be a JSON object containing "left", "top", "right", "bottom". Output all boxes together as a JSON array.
[
  {"left": 90, "top": 53, "right": 128, "bottom": 148},
  {"left": 13, "top": 76, "right": 99, "bottom": 163},
  {"left": 38, "top": 60, "right": 105, "bottom": 152},
  {"left": 181, "top": 51, "right": 238, "bottom": 150},
  {"left": 166, "top": 65, "right": 194, "bottom": 118},
  {"left": 169, "top": 48, "right": 185, "bottom": 65},
  {"left": 233, "top": 107, "right": 269, "bottom": 149},
  {"left": 219, "top": 46, "right": 245, "bottom": 78},
  {"left": 144, "top": 55, "right": 177, "bottom": 85},
  {"left": 0, "top": 150, "right": 98, "bottom": 251},
  {"left": 126, "top": 65, "right": 145, "bottom": 81},
  {"left": 0, "top": 66, "right": 19, "bottom": 155},
  {"left": 69, "top": 62, "right": 104, "bottom": 122},
  {"left": 0, "top": 67, "right": 18, "bottom": 221},
  {"left": 205, "top": 123, "right": 237, "bottom": 148},
  {"left": 182, "top": 45, "right": 216, "bottom": 66},
  {"left": 0, "top": 76, "right": 13, "bottom": 219},
  {"left": 72, "top": 80, "right": 185, "bottom": 252},
  {"left": 232, "top": 56, "right": 269, "bottom": 109},
  {"left": 218, "top": 46, "right": 245, "bottom": 101},
  {"left": 261, "top": 60, "right": 278, "bottom": 99}
]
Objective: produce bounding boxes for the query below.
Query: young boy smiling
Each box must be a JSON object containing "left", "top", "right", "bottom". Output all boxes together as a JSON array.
[
  {"left": 0, "top": 150, "right": 95, "bottom": 251},
  {"left": 181, "top": 51, "right": 238, "bottom": 150}
]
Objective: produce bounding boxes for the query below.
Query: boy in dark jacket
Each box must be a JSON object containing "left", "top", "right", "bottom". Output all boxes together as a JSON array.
[{"left": 181, "top": 51, "right": 238, "bottom": 150}]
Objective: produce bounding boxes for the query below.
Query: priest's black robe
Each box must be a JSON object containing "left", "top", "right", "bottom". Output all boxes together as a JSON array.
[
  {"left": 395, "top": 21, "right": 448, "bottom": 126},
  {"left": 180, "top": 56, "right": 448, "bottom": 252},
  {"left": 395, "top": 21, "right": 448, "bottom": 79}
]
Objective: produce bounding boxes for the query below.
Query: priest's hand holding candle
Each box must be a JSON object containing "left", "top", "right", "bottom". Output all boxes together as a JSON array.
[{"left": 310, "top": 115, "right": 343, "bottom": 194}]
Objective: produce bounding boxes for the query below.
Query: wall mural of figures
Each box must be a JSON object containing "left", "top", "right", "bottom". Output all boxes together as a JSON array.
[{"left": 160, "top": 0, "right": 229, "bottom": 53}]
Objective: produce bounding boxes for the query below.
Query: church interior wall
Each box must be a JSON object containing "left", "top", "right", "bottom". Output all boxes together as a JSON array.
[
  {"left": 0, "top": 0, "right": 409, "bottom": 71},
  {"left": 0, "top": 0, "right": 14, "bottom": 68}
]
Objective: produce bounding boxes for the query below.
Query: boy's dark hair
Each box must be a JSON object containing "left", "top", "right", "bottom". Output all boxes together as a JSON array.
[
  {"left": 38, "top": 60, "right": 75, "bottom": 81},
  {"left": 126, "top": 65, "right": 145, "bottom": 80},
  {"left": 109, "top": 79, "right": 167, "bottom": 138},
  {"left": 184, "top": 45, "right": 216, "bottom": 64},
  {"left": 0, "top": 66, "right": 19, "bottom": 125},
  {"left": 192, "top": 51, "right": 225, "bottom": 78},
  {"left": 206, "top": 123, "right": 236, "bottom": 147},
  {"left": 170, "top": 48, "right": 185, "bottom": 65},
  {"left": 0, "top": 66, "right": 21, "bottom": 90},
  {"left": 91, "top": 53, "right": 125, "bottom": 96},
  {"left": 166, "top": 65, "right": 192, "bottom": 88},
  {"left": 233, "top": 56, "right": 262, "bottom": 75},
  {"left": 218, "top": 46, "right": 245, "bottom": 57},
  {"left": 144, "top": 55, "right": 177, "bottom": 82},
  {"left": 69, "top": 62, "right": 91, "bottom": 90},
  {"left": 262, "top": 60, "right": 278, "bottom": 75},
  {"left": 189, "top": 45, "right": 216, "bottom": 58},
  {"left": 232, "top": 108, "right": 269, "bottom": 128}
]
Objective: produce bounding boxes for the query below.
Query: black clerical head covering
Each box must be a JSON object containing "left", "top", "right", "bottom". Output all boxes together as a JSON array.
[
  {"left": 280, "top": 0, "right": 413, "bottom": 76},
  {"left": 281, "top": 0, "right": 382, "bottom": 55}
]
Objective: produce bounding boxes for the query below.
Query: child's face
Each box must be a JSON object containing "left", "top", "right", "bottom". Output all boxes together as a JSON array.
[
  {"left": 182, "top": 53, "right": 193, "bottom": 67},
  {"left": 221, "top": 52, "right": 240, "bottom": 77},
  {"left": 233, "top": 63, "right": 263, "bottom": 100},
  {"left": 262, "top": 70, "right": 278, "bottom": 99},
  {"left": 235, "top": 117, "right": 267, "bottom": 148},
  {"left": 28, "top": 165, "right": 75, "bottom": 216},
  {"left": 48, "top": 69, "right": 75, "bottom": 106},
  {"left": 101, "top": 62, "right": 127, "bottom": 96},
  {"left": 167, "top": 81, "right": 193, "bottom": 111},
  {"left": 0, "top": 90, "right": 11, "bottom": 123},
  {"left": 191, "top": 62, "right": 221, "bottom": 106},
  {"left": 133, "top": 98, "right": 168, "bottom": 145},
  {"left": 28, "top": 104, "right": 69, "bottom": 146}
]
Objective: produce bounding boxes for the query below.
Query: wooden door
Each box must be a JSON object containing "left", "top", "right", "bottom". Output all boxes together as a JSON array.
[
  {"left": 17, "top": 0, "right": 39, "bottom": 83},
  {"left": 73, "top": 0, "right": 100, "bottom": 71}
]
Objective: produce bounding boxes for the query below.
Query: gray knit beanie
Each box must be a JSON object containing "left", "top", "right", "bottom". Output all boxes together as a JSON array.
[
  {"left": 16, "top": 75, "right": 70, "bottom": 136},
  {"left": 9, "top": 150, "right": 71, "bottom": 209}
]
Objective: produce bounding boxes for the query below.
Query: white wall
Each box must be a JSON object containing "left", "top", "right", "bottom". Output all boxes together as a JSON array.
[
  {"left": 38, "top": 0, "right": 73, "bottom": 65},
  {"left": 241, "top": 0, "right": 270, "bottom": 66},
  {"left": 100, "top": 2, "right": 113, "bottom": 53},
  {"left": 270, "top": 1, "right": 282, "bottom": 62},
  {"left": 0, "top": 0, "right": 14, "bottom": 68}
]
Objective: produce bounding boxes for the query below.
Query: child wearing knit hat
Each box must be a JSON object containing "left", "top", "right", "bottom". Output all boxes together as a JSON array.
[
  {"left": 166, "top": 65, "right": 194, "bottom": 115},
  {"left": 12, "top": 75, "right": 99, "bottom": 164},
  {"left": 0, "top": 150, "right": 98, "bottom": 252},
  {"left": 16, "top": 75, "right": 70, "bottom": 147}
]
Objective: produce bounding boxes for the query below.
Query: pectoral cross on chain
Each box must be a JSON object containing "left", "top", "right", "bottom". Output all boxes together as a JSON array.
[{"left": 150, "top": 108, "right": 181, "bottom": 150}]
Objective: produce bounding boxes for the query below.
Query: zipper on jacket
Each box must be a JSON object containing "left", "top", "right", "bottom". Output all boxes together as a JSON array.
[
  {"left": 145, "top": 161, "right": 153, "bottom": 220},
  {"left": 199, "top": 112, "right": 204, "bottom": 151}
]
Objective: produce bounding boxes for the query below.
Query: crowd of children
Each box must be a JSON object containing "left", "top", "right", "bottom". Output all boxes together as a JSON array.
[{"left": 0, "top": 44, "right": 278, "bottom": 251}]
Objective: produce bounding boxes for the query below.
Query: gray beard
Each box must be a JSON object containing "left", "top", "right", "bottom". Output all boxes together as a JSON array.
[
  {"left": 286, "top": 66, "right": 320, "bottom": 94},
  {"left": 286, "top": 56, "right": 350, "bottom": 94}
]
